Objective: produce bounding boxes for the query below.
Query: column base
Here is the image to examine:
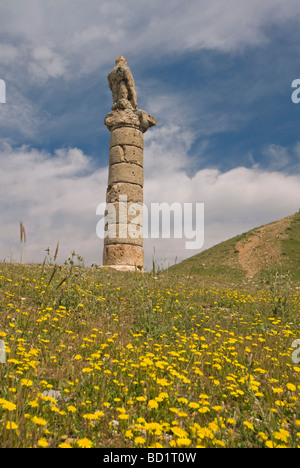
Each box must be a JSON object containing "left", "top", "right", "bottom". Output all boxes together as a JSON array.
[
  {"left": 103, "top": 243, "right": 144, "bottom": 269},
  {"left": 100, "top": 265, "right": 143, "bottom": 272}
]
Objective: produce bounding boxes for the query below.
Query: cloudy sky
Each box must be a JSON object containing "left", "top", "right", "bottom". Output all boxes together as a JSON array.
[{"left": 0, "top": 0, "right": 300, "bottom": 270}]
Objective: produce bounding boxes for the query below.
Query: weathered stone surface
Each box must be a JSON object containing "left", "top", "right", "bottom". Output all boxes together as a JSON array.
[
  {"left": 105, "top": 108, "right": 141, "bottom": 131},
  {"left": 109, "top": 145, "right": 124, "bottom": 165},
  {"left": 105, "top": 108, "right": 157, "bottom": 133},
  {"left": 108, "top": 162, "right": 143, "bottom": 186},
  {"left": 110, "top": 127, "right": 144, "bottom": 149},
  {"left": 106, "top": 183, "right": 143, "bottom": 204},
  {"left": 104, "top": 223, "right": 143, "bottom": 246},
  {"left": 123, "top": 146, "right": 143, "bottom": 166},
  {"left": 109, "top": 145, "right": 143, "bottom": 167},
  {"left": 101, "top": 264, "right": 140, "bottom": 272},
  {"left": 103, "top": 244, "right": 144, "bottom": 268},
  {"left": 107, "top": 56, "right": 138, "bottom": 111}
]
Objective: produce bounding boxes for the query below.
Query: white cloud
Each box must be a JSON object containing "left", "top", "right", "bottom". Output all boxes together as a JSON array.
[
  {"left": 0, "top": 87, "right": 44, "bottom": 138},
  {"left": 0, "top": 132, "right": 299, "bottom": 269},
  {"left": 0, "top": 43, "right": 19, "bottom": 63},
  {"left": 29, "top": 46, "right": 67, "bottom": 81},
  {"left": 0, "top": 145, "right": 108, "bottom": 265},
  {"left": 1, "top": 0, "right": 300, "bottom": 80}
]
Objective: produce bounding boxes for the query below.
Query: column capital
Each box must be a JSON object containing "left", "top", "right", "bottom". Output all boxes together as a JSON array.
[{"left": 104, "top": 108, "right": 156, "bottom": 133}]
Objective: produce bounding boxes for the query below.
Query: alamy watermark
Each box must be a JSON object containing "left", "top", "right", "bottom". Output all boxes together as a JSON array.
[
  {"left": 0, "top": 79, "right": 6, "bottom": 104},
  {"left": 291, "top": 79, "right": 300, "bottom": 104},
  {"left": 292, "top": 339, "right": 300, "bottom": 364},
  {"left": 0, "top": 339, "right": 6, "bottom": 363},
  {"left": 96, "top": 197, "right": 204, "bottom": 250}
]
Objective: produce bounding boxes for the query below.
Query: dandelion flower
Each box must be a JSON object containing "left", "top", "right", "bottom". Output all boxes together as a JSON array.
[
  {"left": 134, "top": 437, "right": 146, "bottom": 445},
  {"left": 0, "top": 400, "right": 16, "bottom": 411},
  {"left": 286, "top": 383, "right": 296, "bottom": 392},
  {"left": 148, "top": 399, "right": 158, "bottom": 409},
  {"left": 21, "top": 379, "right": 33, "bottom": 387},
  {"left": 37, "top": 438, "right": 48, "bottom": 448},
  {"left": 77, "top": 438, "right": 93, "bottom": 448},
  {"left": 32, "top": 416, "right": 47, "bottom": 426},
  {"left": 67, "top": 405, "right": 77, "bottom": 413}
]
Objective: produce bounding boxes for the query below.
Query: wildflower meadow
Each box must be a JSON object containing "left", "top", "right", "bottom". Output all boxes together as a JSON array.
[{"left": 0, "top": 255, "right": 299, "bottom": 448}]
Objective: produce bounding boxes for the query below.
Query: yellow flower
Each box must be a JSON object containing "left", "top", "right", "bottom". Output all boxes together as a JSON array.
[
  {"left": 188, "top": 402, "right": 200, "bottom": 409},
  {"left": 77, "top": 438, "right": 93, "bottom": 448},
  {"left": 198, "top": 406, "right": 210, "bottom": 414},
  {"left": 134, "top": 437, "right": 146, "bottom": 445},
  {"left": 58, "top": 442, "right": 72, "bottom": 448},
  {"left": 67, "top": 405, "right": 77, "bottom": 413},
  {"left": 273, "top": 429, "right": 290, "bottom": 443},
  {"left": 21, "top": 379, "right": 33, "bottom": 387},
  {"left": 32, "top": 416, "right": 47, "bottom": 426},
  {"left": 176, "top": 438, "right": 191, "bottom": 447},
  {"left": 212, "top": 405, "right": 222, "bottom": 412},
  {"left": 6, "top": 421, "right": 18, "bottom": 430},
  {"left": 171, "top": 426, "right": 189, "bottom": 438},
  {"left": 0, "top": 399, "right": 16, "bottom": 411},
  {"left": 118, "top": 413, "right": 129, "bottom": 420},
  {"left": 286, "top": 383, "right": 296, "bottom": 392},
  {"left": 37, "top": 438, "right": 48, "bottom": 448},
  {"left": 257, "top": 432, "right": 268, "bottom": 441},
  {"left": 275, "top": 400, "right": 285, "bottom": 407},
  {"left": 148, "top": 399, "right": 159, "bottom": 409},
  {"left": 29, "top": 399, "right": 39, "bottom": 408},
  {"left": 265, "top": 440, "right": 275, "bottom": 448},
  {"left": 177, "top": 397, "right": 188, "bottom": 404},
  {"left": 244, "top": 421, "right": 254, "bottom": 431},
  {"left": 156, "top": 378, "right": 171, "bottom": 386},
  {"left": 136, "top": 396, "right": 147, "bottom": 402},
  {"left": 227, "top": 418, "right": 236, "bottom": 425},
  {"left": 158, "top": 392, "right": 169, "bottom": 400},
  {"left": 83, "top": 413, "right": 96, "bottom": 420}
]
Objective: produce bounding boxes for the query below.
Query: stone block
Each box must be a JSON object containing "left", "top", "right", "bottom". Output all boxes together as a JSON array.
[
  {"left": 108, "top": 162, "right": 143, "bottom": 186},
  {"left": 106, "top": 183, "right": 143, "bottom": 204},
  {"left": 103, "top": 244, "right": 144, "bottom": 268},
  {"left": 110, "top": 127, "right": 144, "bottom": 149}
]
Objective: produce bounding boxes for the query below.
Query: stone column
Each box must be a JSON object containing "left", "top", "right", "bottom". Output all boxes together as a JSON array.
[{"left": 102, "top": 57, "right": 156, "bottom": 271}]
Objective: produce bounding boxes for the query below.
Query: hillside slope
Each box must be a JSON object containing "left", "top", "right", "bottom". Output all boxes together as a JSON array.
[{"left": 167, "top": 211, "right": 300, "bottom": 284}]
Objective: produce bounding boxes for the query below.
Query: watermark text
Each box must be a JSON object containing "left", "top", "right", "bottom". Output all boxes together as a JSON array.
[
  {"left": 0, "top": 79, "right": 6, "bottom": 104},
  {"left": 96, "top": 197, "right": 204, "bottom": 250}
]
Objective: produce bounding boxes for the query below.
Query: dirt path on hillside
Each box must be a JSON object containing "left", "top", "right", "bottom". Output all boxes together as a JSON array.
[{"left": 235, "top": 216, "right": 292, "bottom": 278}]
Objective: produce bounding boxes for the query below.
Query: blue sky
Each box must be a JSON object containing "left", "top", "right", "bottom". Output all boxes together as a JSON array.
[{"left": 0, "top": 0, "right": 300, "bottom": 269}]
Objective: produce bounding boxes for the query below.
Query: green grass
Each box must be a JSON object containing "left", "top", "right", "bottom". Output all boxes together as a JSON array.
[
  {"left": 0, "top": 257, "right": 300, "bottom": 448},
  {"left": 281, "top": 211, "right": 300, "bottom": 281},
  {"left": 168, "top": 212, "right": 300, "bottom": 286},
  {"left": 167, "top": 233, "right": 251, "bottom": 286}
]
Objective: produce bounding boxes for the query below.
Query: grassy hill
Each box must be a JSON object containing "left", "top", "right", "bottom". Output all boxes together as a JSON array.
[
  {"left": 0, "top": 212, "right": 300, "bottom": 448},
  {"left": 167, "top": 211, "right": 300, "bottom": 285}
]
